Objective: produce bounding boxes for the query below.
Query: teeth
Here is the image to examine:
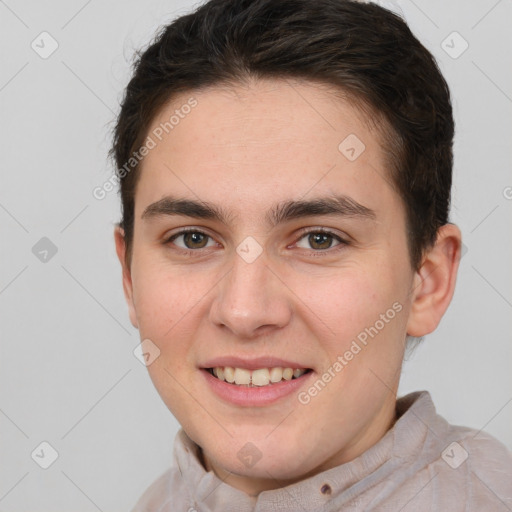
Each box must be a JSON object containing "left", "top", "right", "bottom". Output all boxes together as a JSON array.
[
  {"left": 251, "top": 368, "right": 270, "bottom": 386},
  {"left": 223, "top": 366, "right": 235, "bottom": 383},
  {"left": 282, "top": 368, "right": 293, "bottom": 381},
  {"left": 210, "top": 366, "right": 308, "bottom": 386},
  {"left": 269, "top": 367, "right": 283, "bottom": 383},
  {"left": 234, "top": 368, "right": 251, "bottom": 385}
]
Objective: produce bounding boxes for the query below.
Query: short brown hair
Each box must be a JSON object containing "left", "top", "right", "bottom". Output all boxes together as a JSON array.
[{"left": 111, "top": 0, "right": 454, "bottom": 270}]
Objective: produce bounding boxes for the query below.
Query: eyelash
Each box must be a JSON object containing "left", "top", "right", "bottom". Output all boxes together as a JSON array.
[{"left": 163, "top": 227, "right": 349, "bottom": 257}]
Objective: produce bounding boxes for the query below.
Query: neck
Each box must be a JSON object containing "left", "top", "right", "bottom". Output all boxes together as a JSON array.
[{"left": 199, "top": 395, "right": 398, "bottom": 496}]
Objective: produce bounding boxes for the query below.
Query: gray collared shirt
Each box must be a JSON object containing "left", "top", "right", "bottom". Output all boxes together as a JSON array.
[{"left": 131, "top": 391, "right": 512, "bottom": 511}]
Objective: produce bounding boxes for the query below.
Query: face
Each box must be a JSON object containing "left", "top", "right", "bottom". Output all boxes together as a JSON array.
[{"left": 116, "top": 79, "right": 426, "bottom": 493}]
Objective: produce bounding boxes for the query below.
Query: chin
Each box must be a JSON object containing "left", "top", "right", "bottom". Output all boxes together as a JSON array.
[{"left": 207, "top": 438, "right": 319, "bottom": 482}]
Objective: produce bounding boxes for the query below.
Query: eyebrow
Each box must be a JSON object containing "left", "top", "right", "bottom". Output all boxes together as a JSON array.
[{"left": 141, "top": 194, "right": 376, "bottom": 228}]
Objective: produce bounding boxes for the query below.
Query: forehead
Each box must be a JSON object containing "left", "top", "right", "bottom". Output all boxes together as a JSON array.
[{"left": 135, "top": 78, "right": 399, "bottom": 223}]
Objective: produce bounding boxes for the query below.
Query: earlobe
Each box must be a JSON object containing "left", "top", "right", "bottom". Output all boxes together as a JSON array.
[
  {"left": 406, "top": 224, "right": 462, "bottom": 337},
  {"left": 114, "top": 225, "right": 139, "bottom": 329}
]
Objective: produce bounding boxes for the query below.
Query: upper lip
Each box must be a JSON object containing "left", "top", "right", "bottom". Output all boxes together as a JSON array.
[{"left": 200, "top": 356, "right": 311, "bottom": 371}]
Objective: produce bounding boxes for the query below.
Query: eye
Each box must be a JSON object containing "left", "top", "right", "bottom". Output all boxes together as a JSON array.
[
  {"left": 164, "top": 227, "right": 348, "bottom": 255},
  {"left": 165, "top": 229, "right": 217, "bottom": 250},
  {"left": 295, "top": 229, "right": 347, "bottom": 251}
]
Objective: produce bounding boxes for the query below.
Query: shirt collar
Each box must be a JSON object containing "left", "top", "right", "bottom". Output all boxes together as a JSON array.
[{"left": 173, "top": 390, "right": 449, "bottom": 512}]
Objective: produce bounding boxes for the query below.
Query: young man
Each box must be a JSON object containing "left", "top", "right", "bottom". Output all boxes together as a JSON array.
[{"left": 112, "top": 0, "right": 512, "bottom": 509}]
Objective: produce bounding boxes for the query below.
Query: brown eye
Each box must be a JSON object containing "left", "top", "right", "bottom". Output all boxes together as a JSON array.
[
  {"left": 182, "top": 232, "right": 209, "bottom": 249},
  {"left": 296, "top": 230, "right": 344, "bottom": 251},
  {"left": 167, "top": 230, "right": 215, "bottom": 250},
  {"left": 308, "top": 232, "right": 335, "bottom": 250}
]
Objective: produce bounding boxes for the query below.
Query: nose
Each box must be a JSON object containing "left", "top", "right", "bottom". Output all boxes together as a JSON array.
[{"left": 209, "top": 247, "right": 293, "bottom": 340}]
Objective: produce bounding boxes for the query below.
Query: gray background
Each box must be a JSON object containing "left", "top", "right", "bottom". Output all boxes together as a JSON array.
[{"left": 0, "top": 0, "right": 511, "bottom": 510}]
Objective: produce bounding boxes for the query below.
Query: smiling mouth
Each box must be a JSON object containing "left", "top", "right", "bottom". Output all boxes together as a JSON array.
[{"left": 206, "top": 366, "right": 312, "bottom": 387}]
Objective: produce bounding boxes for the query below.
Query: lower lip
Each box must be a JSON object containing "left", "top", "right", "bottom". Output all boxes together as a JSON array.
[{"left": 201, "top": 369, "right": 313, "bottom": 407}]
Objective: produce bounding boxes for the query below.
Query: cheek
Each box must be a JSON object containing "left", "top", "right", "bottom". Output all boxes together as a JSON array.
[
  {"left": 130, "top": 261, "right": 209, "bottom": 417},
  {"left": 301, "top": 269, "right": 388, "bottom": 337},
  {"left": 300, "top": 262, "right": 409, "bottom": 367},
  {"left": 131, "top": 258, "right": 208, "bottom": 339}
]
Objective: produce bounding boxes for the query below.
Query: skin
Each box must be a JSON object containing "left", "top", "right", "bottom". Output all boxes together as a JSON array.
[{"left": 114, "top": 78, "right": 461, "bottom": 495}]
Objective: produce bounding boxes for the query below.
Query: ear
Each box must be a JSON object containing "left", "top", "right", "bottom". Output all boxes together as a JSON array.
[
  {"left": 406, "top": 224, "right": 462, "bottom": 337},
  {"left": 114, "top": 225, "right": 139, "bottom": 329}
]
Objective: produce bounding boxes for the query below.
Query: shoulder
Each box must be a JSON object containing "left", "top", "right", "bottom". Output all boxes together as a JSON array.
[
  {"left": 390, "top": 392, "right": 512, "bottom": 510},
  {"left": 130, "top": 465, "right": 188, "bottom": 512},
  {"left": 130, "top": 429, "right": 204, "bottom": 511},
  {"left": 430, "top": 424, "right": 512, "bottom": 509}
]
